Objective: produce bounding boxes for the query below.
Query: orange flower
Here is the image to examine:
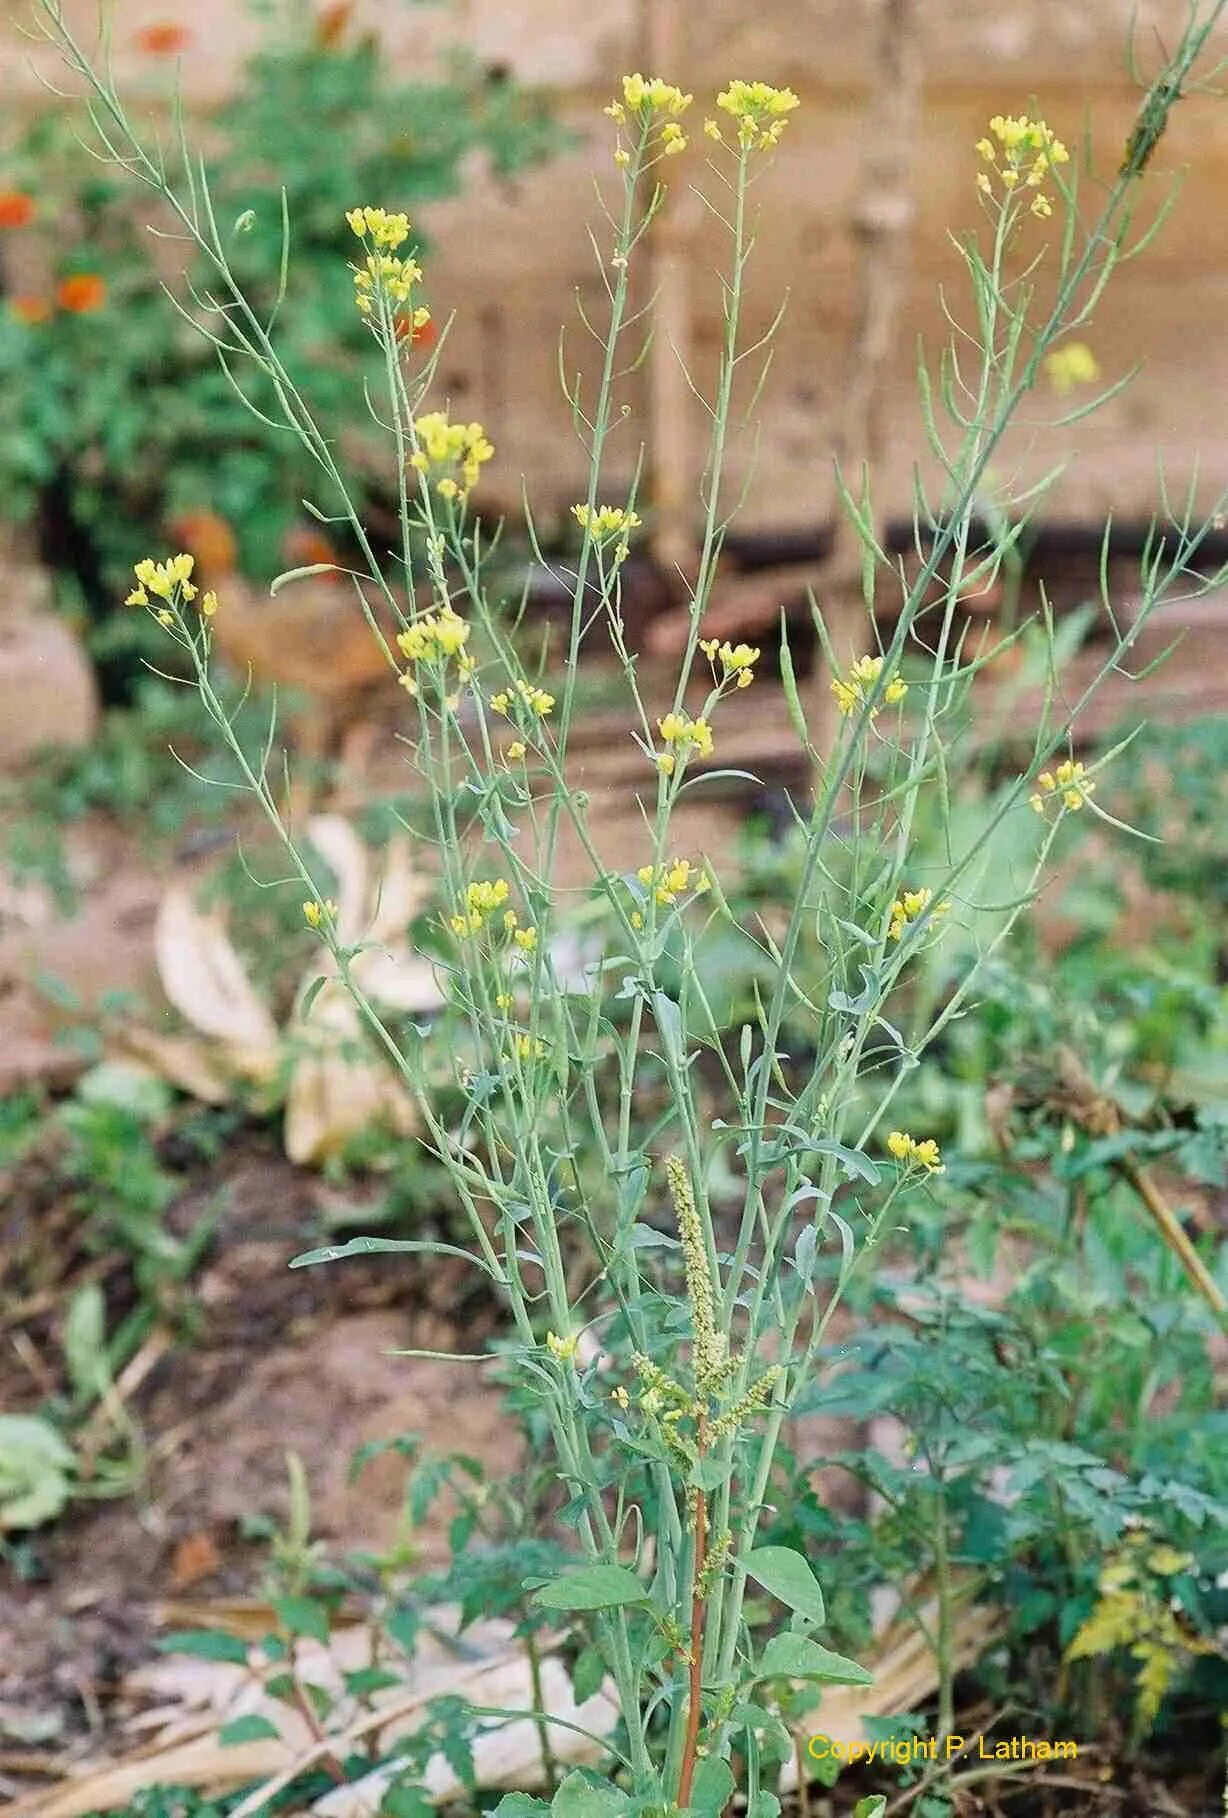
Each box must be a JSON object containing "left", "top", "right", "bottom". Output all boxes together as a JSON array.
[
  {"left": 56, "top": 274, "right": 107, "bottom": 314},
  {"left": 0, "top": 190, "right": 36, "bottom": 229},
  {"left": 394, "top": 312, "right": 437, "bottom": 350},
  {"left": 315, "top": 2, "right": 354, "bottom": 47},
  {"left": 9, "top": 295, "right": 52, "bottom": 326},
  {"left": 134, "top": 22, "right": 192, "bottom": 54},
  {"left": 168, "top": 510, "right": 239, "bottom": 577}
]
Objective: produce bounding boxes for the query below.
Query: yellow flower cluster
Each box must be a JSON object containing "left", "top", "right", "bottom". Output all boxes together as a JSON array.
[
  {"left": 830, "top": 653, "right": 907, "bottom": 718},
  {"left": 409, "top": 410, "right": 494, "bottom": 501},
  {"left": 713, "top": 79, "right": 800, "bottom": 150},
  {"left": 656, "top": 711, "right": 714, "bottom": 775},
  {"left": 887, "top": 886, "right": 950, "bottom": 943},
  {"left": 491, "top": 678, "right": 555, "bottom": 719},
  {"left": 976, "top": 114, "right": 1069, "bottom": 217},
  {"left": 1045, "top": 341, "right": 1100, "bottom": 397},
  {"left": 1030, "top": 758, "right": 1095, "bottom": 815},
  {"left": 699, "top": 637, "right": 759, "bottom": 688},
  {"left": 511, "top": 1032, "right": 546, "bottom": 1062},
  {"left": 449, "top": 877, "right": 510, "bottom": 938},
  {"left": 887, "top": 1130, "right": 944, "bottom": 1174},
  {"left": 636, "top": 857, "right": 709, "bottom": 909},
  {"left": 126, "top": 552, "right": 197, "bottom": 607},
  {"left": 607, "top": 73, "right": 692, "bottom": 161},
  {"left": 303, "top": 898, "right": 337, "bottom": 928},
  {"left": 346, "top": 205, "right": 430, "bottom": 325},
  {"left": 396, "top": 605, "right": 474, "bottom": 697},
  {"left": 346, "top": 207, "right": 411, "bottom": 248},
  {"left": 572, "top": 503, "right": 642, "bottom": 549}
]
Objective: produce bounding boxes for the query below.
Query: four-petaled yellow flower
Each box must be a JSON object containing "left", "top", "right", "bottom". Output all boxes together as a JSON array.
[
  {"left": 409, "top": 411, "right": 493, "bottom": 500},
  {"left": 491, "top": 678, "right": 555, "bottom": 719},
  {"left": 303, "top": 898, "right": 338, "bottom": 929},
  {"left": 887, "top": 1130, "right": 945, "bottom": 1174},
  {"left": 716, "top": 79, "right": 800, "bottom": 150},
  {"left": 887, "top": 886, "right": 951, "bottom": 943},
  {"left": 656, "top": 711, "right": 714, "bottom": 774},
  {"left": 1030, "top": 758, "right": 1094, "bottom": 815},
  {"left": 699, "top": 637, "right": 759, "bottom": 688},
  {"left": 636, "top": 857, "right": 709, "bottom": 908},
  {"left": 1044, "top": 342, "right": 1100, "bottom": 397},
  {"left": 831, "top": 653, "right": 907, "bottom": 718},
  {"left": 546, "top": 1330, "right": 578, "bottom": 1364}
]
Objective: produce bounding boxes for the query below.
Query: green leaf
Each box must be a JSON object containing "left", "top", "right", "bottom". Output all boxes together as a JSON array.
[
  {"left": 571, "top": 1645, "right": 606, "bottom": 1705},
  {"left": 690, "top": 1456, "right": 729, "bottom": 1493},
  {"left": 757, "top": 1633, "right": 872, "bottom": 1686},
  {"left": 749, "top": 1794, "right": 782, "bottom": 1818},
  {"left": 534, "top": 1564, "right": 649, "bottom": 1611},
  {"left": 158, "top": 1629, "right": 250, "bottom": 1665},
  {"left": 0, "top": 1414, "right": 75, "bottom": 1531},
  {"left": 63, "top": 1282, "right": 109, "bottom": 1401},
  {"left": 273, "top": 1595, "right": 330, "bottom": 1644},
  {"left": 690, "top": 1756, "right": 734, "bottom": 1818},
  {"left": 382, "top": 1786, "right": 435, "bottom": 1818},
  {"left": 743, "top": 1546, "right": 826, "bottom": 1625},
  {"left": 551, "top": 1770, "right": 630, "bottom": 1818},
  {"left": 854, "top": 1801, "right": 887, "bottom": 1818},
  {"left": 219, "top": 1713, "right": 281, "bottom": 1746},
  {"left": 289, "top": 1235, "right": 495, "bottom": 1276},
  {"left": 491, "top": 1796, "right": 550, "bottom": 1818}
]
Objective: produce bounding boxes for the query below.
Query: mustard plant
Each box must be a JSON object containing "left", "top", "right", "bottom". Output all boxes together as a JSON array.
[{"left": 35, "top": 3, "right": 1228, "bottom": 1808}]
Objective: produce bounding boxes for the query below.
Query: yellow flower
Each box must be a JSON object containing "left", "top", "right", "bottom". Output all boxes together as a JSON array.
[
  {"left": 978, "top": 113, "right": 1068, "bottom": 209},
  {"left": 620, "top": 73, "right": 692, "bottom": 117},
  {"left": 573, "top": 503, "right": 642, "bottom": 542},
  {"left": 700, "top": 637, "right": 760, "bottom": 688},
  {"left": 887, "top": 886, "right": 950, "bottom": 942},
  {"left": 409, "top": 411, "right": 493, "bottom": 499},
  {"left": 346, "top": 206, "right": 412, "bottom": 249},
  {"left": 636, "top": 857, "right": 708, "bottom": 908},
  {"left": 657, "top": 711, "right": 714, "bottom": 764},
  {"left": 396, "top": 603, "right": 471, "bottom": 669},
  {"left": 491, "top": 678, "right": 554, "bottom": 719},
  {"left": 505, "top": 741, "right": 527, "bottom": 762},
  {"left": 352, "top": 249, "right": 425, "bottom": 316},
  {"left": 1044, "top": 341, "right": 1100, "bottom": 397},
  {"left": 717, "top": 79, "right": 800, "bottom": 150},
  {"left": 661, "top": 122, "right": 687, "bottom": 155},
  {"left": 201, "top": 590, "right": 219, "bottom": 617},
  {"left": 703, "top": 117, "right": 724, "bottom": 143},
  {"left": 546, "top": 1330, "right": 578, "bottom": 1364},
  {"left": 132, "top": 553, "right": 197, "bottom": 604},
  {"left": 512, "top": 1032, "right": 546, "bottom": 1061},
  {"left": 495, "top": 992, "right": 513, "bottom": 1012},
  {"left": 1030, "top": 757, "right": 1095, "bottom": 814},
  {"left": 303, "top": 898, "right": 337, "bottom": 929},
  {"left": 830, "top": 653, "right": 907, "bottom": 718},
  {"left": 451, "top": 877, "right": 511, "bottom": 937},
  {"left": 887, "top": 1130, "right": 944, "bottom": 1174},
  {"left": 513, "top": 926, "right": 538, "bottom": 953}
]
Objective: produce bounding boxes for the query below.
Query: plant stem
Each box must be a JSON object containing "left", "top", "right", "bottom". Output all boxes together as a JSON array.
[{"left": 676, "top": 1448, "right": 710, "bottom": 1807}]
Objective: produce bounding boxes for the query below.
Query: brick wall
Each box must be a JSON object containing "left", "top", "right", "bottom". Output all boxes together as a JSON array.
[{"left": 4, "top": 0, "right": 1225, "bottom": 530}]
